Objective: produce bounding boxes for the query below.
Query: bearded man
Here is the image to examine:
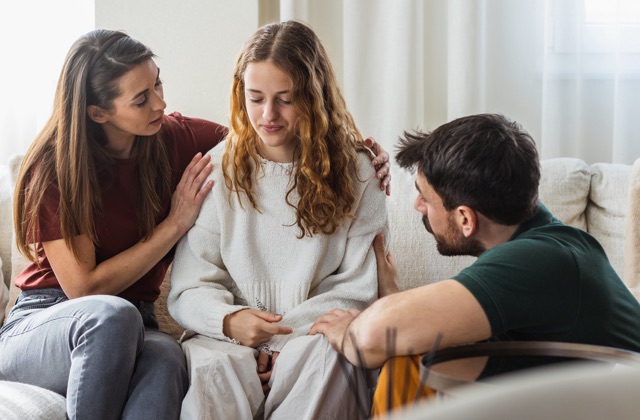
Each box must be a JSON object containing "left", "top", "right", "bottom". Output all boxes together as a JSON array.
[{"left": 311, "top": 113, "right": 640, "bottom": 414}]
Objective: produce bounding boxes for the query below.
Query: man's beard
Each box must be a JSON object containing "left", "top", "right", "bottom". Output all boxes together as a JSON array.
[{"left": 422, "top": 215, "right": 485, "bottom": 257}]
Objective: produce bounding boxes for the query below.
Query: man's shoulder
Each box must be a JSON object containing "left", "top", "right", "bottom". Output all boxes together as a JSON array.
[
  {"left": 455, "top": 232, "right": 579, "bottom": 290},
  {"left": 485, "top": 231, "right": 571, "bottom": 263}
]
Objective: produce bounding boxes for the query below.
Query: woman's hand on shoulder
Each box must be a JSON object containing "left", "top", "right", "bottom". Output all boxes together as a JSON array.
[
  {"left": 365, "top": 137, "right": 391, "bottom": 196},
  {"left": 223, "top": 309, "right": 293, "bottom": 347},
  {"left": 166, "top": 152, "right": 214, "bottom": 235}
]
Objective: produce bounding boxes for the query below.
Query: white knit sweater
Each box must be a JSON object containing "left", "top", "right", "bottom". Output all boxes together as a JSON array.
[{"left": 168, "top": 142, "right": 389, "bottom": 351}]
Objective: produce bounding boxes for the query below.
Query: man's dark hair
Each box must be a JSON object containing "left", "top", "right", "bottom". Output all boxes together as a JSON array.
[{"left": 396, "top": 114, "right": 541, "bottom": 225}]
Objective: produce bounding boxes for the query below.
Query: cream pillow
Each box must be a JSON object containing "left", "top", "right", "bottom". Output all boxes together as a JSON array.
[
  {"left": 0, "top": 381, "right": 66, "bottom": 420},
  {"left": 5, "top": 155, "right": 24, "bottom": 319},
  {"left": 539, "top": 158, "right": 591, "bottom": 230},
  {"left": 587, "top": 162, "right": 632, "bottom": 280}
]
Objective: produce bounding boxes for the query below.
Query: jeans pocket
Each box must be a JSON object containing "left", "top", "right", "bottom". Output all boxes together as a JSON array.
[
  {"left": 1, "top": 291, "right": 68, "bottom": 339},
  {"left": 8, "top": 292, "right": 68, "bottom": 318}
]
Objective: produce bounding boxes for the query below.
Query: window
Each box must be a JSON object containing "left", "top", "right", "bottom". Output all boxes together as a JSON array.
[
  {"left": 546, "top": 0, "right": 640, "bottom": 77},
  {"left": 0, "top": 1, "right": 94, "bottom": 162},
  {"left": 584, "top": 0, "right": 640, "bottom": 53}
]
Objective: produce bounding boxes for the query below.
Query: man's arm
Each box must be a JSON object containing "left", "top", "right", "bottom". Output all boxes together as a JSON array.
[
  {"left": 312, "top": 280, "right": 491, "bottom": 368},
  {"left": 373, "top": 234, "right": 400, "bottom": 297}
]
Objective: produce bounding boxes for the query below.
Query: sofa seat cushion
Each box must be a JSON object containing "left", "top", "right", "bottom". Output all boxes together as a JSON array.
[{"left": 0, "top": 381, "right": 66, "bottom": 420}]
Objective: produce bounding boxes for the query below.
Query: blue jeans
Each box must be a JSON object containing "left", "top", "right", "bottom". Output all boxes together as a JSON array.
[{"left": 0, "top": 289, "right": 188, "bottom": 420}]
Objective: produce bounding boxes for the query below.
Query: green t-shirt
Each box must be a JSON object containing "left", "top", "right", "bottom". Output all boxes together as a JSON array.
[{"left": 453, "top": 204, "right": 640, "bottom": 375}]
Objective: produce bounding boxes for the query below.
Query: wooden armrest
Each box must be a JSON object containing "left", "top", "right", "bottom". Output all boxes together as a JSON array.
[
  {"left": 424, "top": 341, "right": 640, "bottom": 366},
  {"left": 421, "top": 341, "right": 640, "bottom": 394}
]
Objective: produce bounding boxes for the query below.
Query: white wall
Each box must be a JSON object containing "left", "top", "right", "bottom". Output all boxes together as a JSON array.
[
  {"left": 95, "top": 0, "right": 260, "bottom": 126},
  {"left": 0, "top": 1, "right": 95, "bottom": 163}
]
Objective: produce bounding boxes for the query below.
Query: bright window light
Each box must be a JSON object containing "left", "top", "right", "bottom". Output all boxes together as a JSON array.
[{"left": 584, "top": 0, "right": 640, "bottom": 24}]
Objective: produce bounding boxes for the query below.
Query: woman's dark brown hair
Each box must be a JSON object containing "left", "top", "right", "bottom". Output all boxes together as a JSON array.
[{"left": 15, "top": 29, "right": 171, "bottom": 262}]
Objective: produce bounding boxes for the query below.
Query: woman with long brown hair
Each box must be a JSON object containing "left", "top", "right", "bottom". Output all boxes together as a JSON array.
[
  {"left": 1, "top": 29, "right": 225, "bottom": 420},
  {"left": 168, "top": 20, "right": 389, "bottom": 419}
]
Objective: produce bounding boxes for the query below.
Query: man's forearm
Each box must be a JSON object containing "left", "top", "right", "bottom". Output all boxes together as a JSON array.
[{"left": 341, "top": 309, "right": 390, "bottom": 368}]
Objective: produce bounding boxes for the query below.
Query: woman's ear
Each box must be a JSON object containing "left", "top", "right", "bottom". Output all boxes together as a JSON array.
[{"left": 87, "top": 105, "right": 109, "bottom": 123}]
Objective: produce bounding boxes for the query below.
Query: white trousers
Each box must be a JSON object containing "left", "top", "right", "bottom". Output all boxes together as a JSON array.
[{"left": 180, "top": 334, "right": 371, "bottom": 420}]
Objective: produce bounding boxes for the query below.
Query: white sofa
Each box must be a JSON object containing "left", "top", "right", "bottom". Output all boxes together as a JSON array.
[{"left": 0, "top": 154, "right": 639, "bottom": 418}]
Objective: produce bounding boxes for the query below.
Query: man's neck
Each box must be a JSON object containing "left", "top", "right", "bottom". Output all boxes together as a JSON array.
[{"left": 476, "top": 214, "right": 520, "bottom": 250}]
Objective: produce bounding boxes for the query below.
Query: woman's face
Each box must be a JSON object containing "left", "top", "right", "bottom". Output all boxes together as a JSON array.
[
  {"left": 243, "top": 61, "right": 299, "bottom": 163},
  {"left": 90, "top": 59, "right": 166, "bottom": 157}
]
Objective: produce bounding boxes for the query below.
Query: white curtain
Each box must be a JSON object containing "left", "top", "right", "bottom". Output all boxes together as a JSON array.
[
  {"left": 0, "top": 1, "right": 94, "bottom": 164},
  {"left": 2, "top": 1, "right": 637, "bottom": 166},
  {"left": 261, "top": 0, "right": 640, "bottom": 165}
]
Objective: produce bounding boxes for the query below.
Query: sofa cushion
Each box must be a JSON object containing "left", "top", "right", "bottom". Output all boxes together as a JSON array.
[
  {"left": 0, "top": 164, "right": 12, "bottom": 290},
  {"left": 588, "top": 162, "right": 632, "bottom": 282},
  {"left": 0, "top": 381, "right": 66, "bottom": 420},
  {"left": 539, "top": 158, "right": 590, "bottom": 230},
  {"left": 7, "top": 239, "right": 27, "bottom": 320},
  {"left": 5, "top": 155, "right": 23, "bottom": 320}
]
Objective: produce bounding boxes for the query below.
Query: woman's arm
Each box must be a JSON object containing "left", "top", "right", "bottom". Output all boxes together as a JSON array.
[{"left": 44, "top": 153, "right": 213, "bottom": 298}]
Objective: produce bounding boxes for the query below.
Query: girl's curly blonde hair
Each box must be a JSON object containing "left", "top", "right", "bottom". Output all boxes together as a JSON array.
[{"left": 223, "top": 20, "right": 367, "bottom": 238}]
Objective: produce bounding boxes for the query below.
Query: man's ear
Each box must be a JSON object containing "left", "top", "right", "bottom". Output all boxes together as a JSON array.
[
  {"left": 87, "top": 105, "right": 110, "bottom": 123},
  {"left": 455, "top": 206, "right": 477, "bottom": 238}
]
